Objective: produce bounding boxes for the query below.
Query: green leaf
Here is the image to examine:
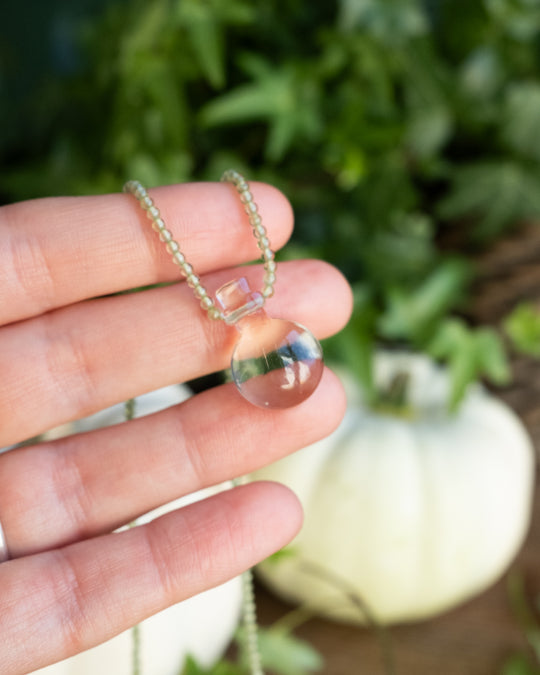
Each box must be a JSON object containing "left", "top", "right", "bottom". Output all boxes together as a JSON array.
[
  {"left": 427, "top": 319, "right": 510, "bottom": 410},
  {"left": 438, "top": 162, "right": 540, "bottom": 240},
  {"left": 460, "top": 46, "right": 504, "bottom": 98},
  {"left": 125, "top": 152, "right": 192, "bottom": 188},
  {"left": 238, "top": 627, "right": 323, "bottom": 675},
  {"left": 361, "top": 210, "right": 437, "bottom": 286},
  {"left": 180, "top": 655, "right": 241, "bottom": 675},
  {"left": 507, "top": 572, "right": 540, "bottom": 665},
  {"left": 378, "top": 259, "right": 470, "bottom": 342},
  {"left": 406, "top": 105, "right": 452, "bottom": 158},
  {"left": 324, "top": 285, "right": 377, "bottom": 401},
  {"left": 338, "top": 0, "right": 428, "bottom": 41},
  {"left": 202, "top": 79, "right": 283, "bottom": 122},
  {"left": 181, "top": 655, "right": 209, "bottom": 675},
  {"left": 265, "top": 546, "right": 298, "bottom": 566},
  {"left": 118, "top": 0, "right": 169, "bottom": 72},
  {"left": 485, "top": 0, "right": 540, "bottom": 42},
  {"left": 504, "top": 303, "right": 540, "bottom": 357},
  {"left": 501, "top": 82, "right": 540, "bottom": 161},
  {"left": 200, "top": 60, "right": 321, "bottom": 160},
  {"left": 427, "top": 319, "right": 477, "bottom": 409},
  {"left": 334, "top": 325, "right": 376, "bottom": 403},
  {"left": 475, "top": 328, "right": 510, "bottom": 384},
  {"left": 501, "top": 653, "right": 540, "bottom": 675},
  {"left": 176, "top": 0, "right": 226, "bottom": 89}
]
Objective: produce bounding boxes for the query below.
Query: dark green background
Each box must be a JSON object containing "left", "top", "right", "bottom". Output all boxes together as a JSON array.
[{"left": 3, "top": 0, "right": 540, "bottom": 405}]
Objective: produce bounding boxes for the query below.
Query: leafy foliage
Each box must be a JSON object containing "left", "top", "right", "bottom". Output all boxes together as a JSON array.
[
  {"left": 4, "top": 0, "right": 540, "bottom": 406},
  {"left": 438, "top": 162, "right": 540, "bottom": 240},
  {"left": 238, "top": 626, "right": 323, "bottom": 675},
  {"left": 504, "top": 303, "right": 540, "bottom": 358},
  {"left": 427, "top": 318, "right": 510, "bottom": 410},
  {"left": 180, "top": 625, "right": 323, "bottom": 675},
  {"left": 182, "top": 655, "right": 240, "bottom": 675},
  {"left": 500, "top": 572, "right": 540, "bottom": 674},
  {"left": 502, "top": 655, "right": 540, "bottom": 675}
]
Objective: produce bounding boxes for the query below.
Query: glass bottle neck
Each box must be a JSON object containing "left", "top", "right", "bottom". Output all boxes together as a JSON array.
[{"left": 215, "top": 277, "right": 267, "bottom": 326}]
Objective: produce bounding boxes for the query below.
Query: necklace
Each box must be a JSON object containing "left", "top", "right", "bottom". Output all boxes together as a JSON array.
[{"left": 123, "top": 170, "right": 323, "bottom": 408}]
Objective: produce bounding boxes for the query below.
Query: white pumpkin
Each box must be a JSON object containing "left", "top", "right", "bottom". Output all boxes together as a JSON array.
[
  {"left": 22, "top": 385, "right": 243, "bottom": 674},
  {"left": 254, "top": 351, "right": 536, "bottom": 625}
]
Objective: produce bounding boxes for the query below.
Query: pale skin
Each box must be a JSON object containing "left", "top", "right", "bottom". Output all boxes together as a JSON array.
[{"left": 0, "top": 181, "right": 353, "bottom": 674}]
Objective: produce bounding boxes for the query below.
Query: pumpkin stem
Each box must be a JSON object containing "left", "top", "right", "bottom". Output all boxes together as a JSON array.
[
  {"left": 373, "top": 372, "right": 413, "bottom": 418},
  {"left": 384, "top": 372, "right": 409, "bottom": 407}
]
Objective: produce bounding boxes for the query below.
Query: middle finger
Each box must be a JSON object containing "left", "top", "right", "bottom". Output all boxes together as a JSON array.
[{"left": 0, "top": 259, "right": 351, "bottom": 447}]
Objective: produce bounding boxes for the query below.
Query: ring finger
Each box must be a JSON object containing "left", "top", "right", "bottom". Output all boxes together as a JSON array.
[{"left": 0, "top": 368, "right": 345, "bottom": 559}]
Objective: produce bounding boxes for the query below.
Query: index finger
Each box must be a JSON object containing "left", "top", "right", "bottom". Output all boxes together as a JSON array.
[{"left": 0, "top": 181, "right": 293, "bottom": 325}]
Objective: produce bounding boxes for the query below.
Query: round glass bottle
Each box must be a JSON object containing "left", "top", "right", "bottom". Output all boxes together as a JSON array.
[{"left": 215, "top": 278, "right": 324, "bottom": 409}]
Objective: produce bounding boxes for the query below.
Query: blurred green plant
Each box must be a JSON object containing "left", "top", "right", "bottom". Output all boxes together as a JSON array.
[
  {"left": 500, "top": 572, "right": 540, "bottom": 675},
  {"left": 504, "top": 303, "right": 540, "bottom": 358},
  {"left": 3, "top": 0, "right": 540, "bottom": 406},
  {"left": 181, "top": 624, "right": 323, "bottom": 675}
]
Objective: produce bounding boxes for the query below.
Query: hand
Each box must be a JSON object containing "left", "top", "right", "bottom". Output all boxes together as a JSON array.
[{"left": 0, "top": 181, "right": 352, "bottom": 674}]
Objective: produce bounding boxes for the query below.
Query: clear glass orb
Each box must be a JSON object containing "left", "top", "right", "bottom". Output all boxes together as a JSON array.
[{"left": 216, "top": 278, "right": 324, "bottom": 409}]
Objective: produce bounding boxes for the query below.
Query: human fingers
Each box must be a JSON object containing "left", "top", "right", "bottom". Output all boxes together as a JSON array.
[
  {"left": 1, "top": 482, "right": 301, "bottom": 675},
  {"left": 0, "top": 369, "right": 345, "bottom": 559},
  {"left": 0, "top": 181, "right": 293, "bottom": 325},
  {"left": 0, "top": 260, "right": 352, "bottom": 446}
]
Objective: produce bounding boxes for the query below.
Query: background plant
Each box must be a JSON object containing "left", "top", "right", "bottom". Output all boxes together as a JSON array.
[{"left": 3, "top": 0, "right": 540, "bottom": 404}]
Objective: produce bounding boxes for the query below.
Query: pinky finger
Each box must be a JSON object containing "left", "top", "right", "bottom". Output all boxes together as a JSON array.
[{"left": 1, "top": 482, "right": 301, "bottom": 675}]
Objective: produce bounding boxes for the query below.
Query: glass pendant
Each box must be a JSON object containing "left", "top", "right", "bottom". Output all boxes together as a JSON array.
[{"left": 215, "top": 278, "right": 324, "bottom": 409}]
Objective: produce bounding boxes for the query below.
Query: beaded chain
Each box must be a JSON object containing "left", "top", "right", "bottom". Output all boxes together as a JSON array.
[
  {"left": 123, "top": 170, "right": 277, "bottom": 318},
  {"left": 123, "top": 171, "right": 269, "bottom": 675}
]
